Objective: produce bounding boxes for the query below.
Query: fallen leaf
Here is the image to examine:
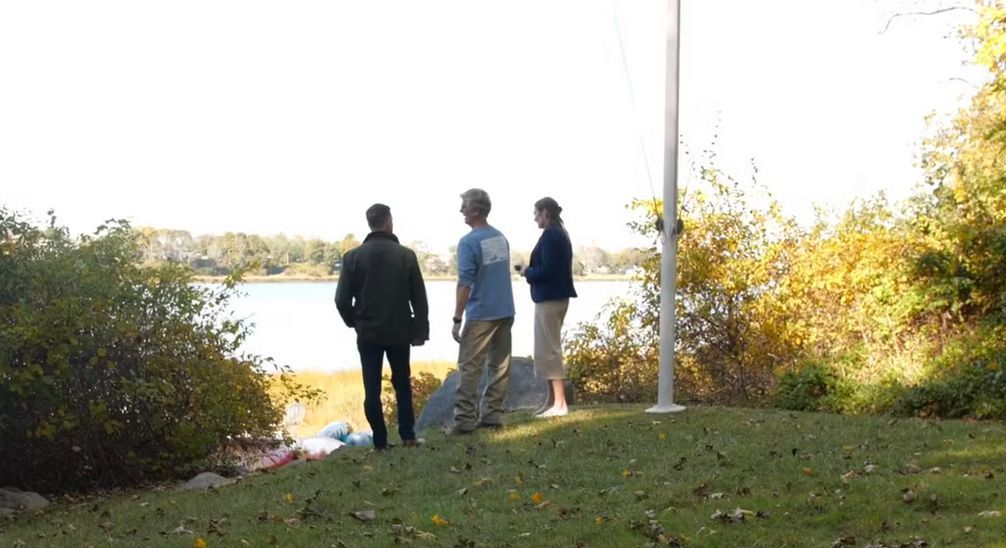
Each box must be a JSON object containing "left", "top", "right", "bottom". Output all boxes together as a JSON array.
[
  {"left": 802, "top": 467, "right": 814, "bottom": 476},
  {"left": 193, "top": 539, "right": 207, "bottom": 548},
  {"left": 455, "top": 488, "right": 469, "bottom": 497},
  {"left": 692, "top": 483, "right": 709, "bottom": 498},
  {"left": 431, "top": 514, "right": 449, "bottom": 526},
  {"left": 284, "top": 493, "right": 294, "bottom": 504},
  {"left": 508, "top": 490, "right": 520, "bottom": 502},
  {"left": 530, "top": 492, "right": 544, "bottom": 504},
  {"left": 902, "top": 489, "right": 917, "bottom": 503},
  {"left": 472, "top": 477, "right": 492, "bottom": 488},
  {"left": 350, "top": 510, "right": 376, "bottom": 522},
  {"left": 658, "top": 432, "right": 667, "bottom": 440},
  {"left": 978, "top": 510, "right": 1002, "bottom": 518}
]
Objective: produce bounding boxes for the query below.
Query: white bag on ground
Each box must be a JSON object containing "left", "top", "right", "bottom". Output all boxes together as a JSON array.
[
  {"left": 317, "top": 420, "right": 353, "bottom": 441},
  {"left": 296, "top": 437, "right": 346, "bottom": 460}
]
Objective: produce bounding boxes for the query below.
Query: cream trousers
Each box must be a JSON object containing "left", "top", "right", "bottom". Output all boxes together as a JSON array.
[{"left": 533, "top": 299, "right": 569, "bottom": 380}]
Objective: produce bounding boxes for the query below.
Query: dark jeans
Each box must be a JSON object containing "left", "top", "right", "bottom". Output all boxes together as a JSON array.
[{"left": 357, "top": 341, "right": 416, "bottom": 449}]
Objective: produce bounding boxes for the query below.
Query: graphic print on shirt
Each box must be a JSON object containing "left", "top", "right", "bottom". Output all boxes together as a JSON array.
[{"left": 480, "top": 235, "right": 508, "bottom": 265}]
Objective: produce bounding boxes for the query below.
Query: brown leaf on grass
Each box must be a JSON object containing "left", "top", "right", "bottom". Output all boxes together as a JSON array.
[
  {"left": 978, "top": 510, "right": 1002, "bottom": 518},
  {"left": 207, "top": 519, "right": 227, "bottom": 536},
  {"left": 902, "top": 489, "right": 917, "bottom": 503},
  {"left": 899, "top": 463, "right": 922, "bottom": 475},
  {"left": 171, "top": 525, "right": 195, "bottom": 535},
  {"left": 691, "top": 483, "right": 709, "bottom": 498},
  {"left": 711, "top": 508, "right": 754, "bottom": 523},
  {"left": 350, "top": 510, "right": 377, "bottom": 522},
  {"left": 471, "top": 477, "right": 492, "bottom": 488}
]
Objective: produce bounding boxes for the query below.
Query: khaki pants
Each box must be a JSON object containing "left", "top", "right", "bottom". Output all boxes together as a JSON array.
[
  {"left": 533, "top": 299, "right": 569, "bottom": 380},
  {"left": 453, "top": 316, "right": 514, "bottom": 430}
]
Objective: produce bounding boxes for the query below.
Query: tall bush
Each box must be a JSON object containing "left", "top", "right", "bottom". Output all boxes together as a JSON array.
[{"left": 0, "top": 209, "right": 312, "bottom": 492}]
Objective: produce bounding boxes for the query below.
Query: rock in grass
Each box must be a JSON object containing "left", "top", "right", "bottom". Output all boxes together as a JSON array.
[
  {"left": 0, "top": 488, "right": 49, "bottom": 512},
  {"left": 416, "top": 357, "right": 574, "bottom": 430},
  {"left": 179, "top": 472, "right": 235, "bottom": 491}
]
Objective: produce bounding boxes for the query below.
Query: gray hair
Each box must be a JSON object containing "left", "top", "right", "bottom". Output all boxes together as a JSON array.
[{"left": 460, "top": 188, "right": 492, "bottom": 216}]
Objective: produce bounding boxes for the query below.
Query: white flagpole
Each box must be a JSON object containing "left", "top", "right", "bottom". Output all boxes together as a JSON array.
[{"left": 646, "top": 0, "right": 685, "bottom": 414}]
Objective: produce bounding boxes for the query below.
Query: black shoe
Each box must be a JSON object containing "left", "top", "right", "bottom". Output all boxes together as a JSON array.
[{"left": 403, "top": 437, "right": 425, "bottom": 447}]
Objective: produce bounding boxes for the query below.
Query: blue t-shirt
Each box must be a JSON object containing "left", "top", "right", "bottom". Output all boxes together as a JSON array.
[{"left": 457, "top": 226, "right": 515, "bottom": 321}]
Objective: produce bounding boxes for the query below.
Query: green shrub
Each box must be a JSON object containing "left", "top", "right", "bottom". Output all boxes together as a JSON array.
[
  {"left": 565, "top": 300, "right": 659, "bottom": 403},
  {"left": 893, "top": 326, "right": 1006, "bottom": 419},
  {"left": 773, "top": 364, "right": 835, "bottom": 412},
  {"left": 0, "top": 209, "right": 314, "bottom": 492}
]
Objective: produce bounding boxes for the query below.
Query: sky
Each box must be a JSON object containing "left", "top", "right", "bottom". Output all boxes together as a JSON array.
[{"left": 0, "top": 0, "right": 984, "bottom": 254}]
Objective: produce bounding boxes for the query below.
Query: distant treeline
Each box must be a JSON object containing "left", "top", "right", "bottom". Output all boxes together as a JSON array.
[{"left": 132, "top": 227, "right": 650, "bottom": 277}]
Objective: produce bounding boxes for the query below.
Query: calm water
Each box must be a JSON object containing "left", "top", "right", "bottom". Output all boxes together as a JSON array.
[{"left": 227, "top": 280, "right": 631, "bottom": 371}]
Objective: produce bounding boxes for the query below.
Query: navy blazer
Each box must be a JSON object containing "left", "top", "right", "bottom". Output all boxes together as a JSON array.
[{"left": 523, "top": 224, "right": 577, "bottom": 303}]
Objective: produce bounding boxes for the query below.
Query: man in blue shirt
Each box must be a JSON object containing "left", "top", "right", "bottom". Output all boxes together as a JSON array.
[{"left": 447, "top": 188, "right": 515, "bottom": 434}]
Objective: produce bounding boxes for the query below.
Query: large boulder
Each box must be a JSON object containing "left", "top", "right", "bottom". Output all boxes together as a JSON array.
[
  {"left": 0, "top": 488, "right": 49, "bottom": 512},
  {"left": 416, "top": 357, "right": 573, "bottom": 430}
]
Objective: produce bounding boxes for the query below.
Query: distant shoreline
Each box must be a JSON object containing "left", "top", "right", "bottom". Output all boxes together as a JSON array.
[{"left": 193, "top": 274, "right": 635, "bottom": 284}]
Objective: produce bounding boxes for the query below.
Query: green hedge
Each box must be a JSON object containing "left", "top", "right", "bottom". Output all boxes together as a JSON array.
[{"left": 0, "top": 209, "right": 310, "bottom": 492}]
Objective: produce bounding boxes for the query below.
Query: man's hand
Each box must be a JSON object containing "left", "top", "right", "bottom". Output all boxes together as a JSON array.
[
  {"left": 451, "top": 322, "right": 462, "bottom": 343},
  {"left": 411, "top": 337, "right": 425, "bottom": 347}
]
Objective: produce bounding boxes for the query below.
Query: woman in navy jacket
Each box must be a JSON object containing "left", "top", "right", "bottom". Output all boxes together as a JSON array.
[{"left": 519, "top": 197, "right": 577, "bottom": 417}]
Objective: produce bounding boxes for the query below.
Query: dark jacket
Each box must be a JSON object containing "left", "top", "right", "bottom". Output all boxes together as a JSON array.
[
  {"left": 523, "top": 224, "right": 577, "bottom": 303},
  {"left": 335, "top": 231, "right": 429, "bottom": 346}
]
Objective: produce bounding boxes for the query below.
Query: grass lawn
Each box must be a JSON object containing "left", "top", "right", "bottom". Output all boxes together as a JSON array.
[{"left": 1, "top": 405, "right": 1004, "bottom": 547}]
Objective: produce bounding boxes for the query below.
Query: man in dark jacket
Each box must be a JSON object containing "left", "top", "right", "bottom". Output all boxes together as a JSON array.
[{"left": 335, "top": 203, "right": 429, "bottom": 450}]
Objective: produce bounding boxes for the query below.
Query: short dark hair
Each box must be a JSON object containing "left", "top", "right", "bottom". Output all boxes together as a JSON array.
[{"left": 366, "top": 203, "right": 392, "bottom": 229}]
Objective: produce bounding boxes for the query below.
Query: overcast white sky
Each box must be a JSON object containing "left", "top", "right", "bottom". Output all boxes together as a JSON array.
[{"left": 0, "top": 0, "right": 982, "bottom": 254}]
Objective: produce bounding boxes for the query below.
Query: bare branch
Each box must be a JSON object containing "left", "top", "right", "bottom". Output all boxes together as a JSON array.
[{"left": 882, "top": 6, "right": 978, "bottom": 34}]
